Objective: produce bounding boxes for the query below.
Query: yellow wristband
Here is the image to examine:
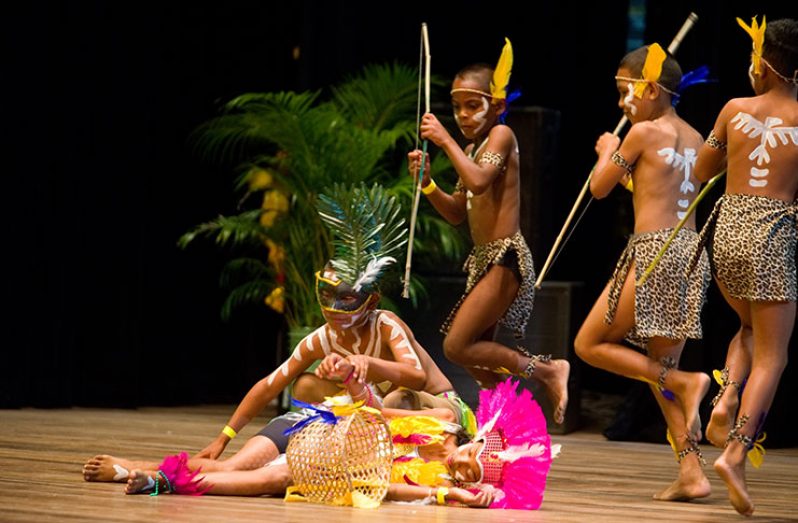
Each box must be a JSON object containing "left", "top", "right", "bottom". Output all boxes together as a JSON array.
[
  {"left": 421, "top": 178, "right": 437, "bottom": 195},
  {"left": 222, "top": 425, "right": 237, "bottom": 439},
  {"left": 436, "top": 486, "right": 449, "bottom": 505}
]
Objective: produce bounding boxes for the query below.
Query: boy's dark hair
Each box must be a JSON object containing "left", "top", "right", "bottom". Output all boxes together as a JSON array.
[
  {"left": 763, "top": 19, "right": 798, "bottom": 82},
  {"left": 454, "top": 63, "right": 493, "bottom": 92},
  {"left": 619, "top": 45, "right": 683, "bottom": 95}
]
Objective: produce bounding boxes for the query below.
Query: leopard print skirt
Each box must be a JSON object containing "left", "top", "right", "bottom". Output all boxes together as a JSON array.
[
  {"left": 605, "top": 228, "right": 710, "bottom": 349},
  {"left": 698, "top": 193, "right": 797, "bottom": 302},
  {"left": 441, "top": 230, "right": 535, "bottom": 340}
]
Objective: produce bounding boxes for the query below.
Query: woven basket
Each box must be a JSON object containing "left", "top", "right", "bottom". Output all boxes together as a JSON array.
[{"left": 286, "top": 408, "right": 393, "bottom": 507}]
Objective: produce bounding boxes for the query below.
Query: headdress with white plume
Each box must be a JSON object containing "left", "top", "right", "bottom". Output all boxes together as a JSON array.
[{"left": 315, "top": 183, "right": 407, "bottom": 298}]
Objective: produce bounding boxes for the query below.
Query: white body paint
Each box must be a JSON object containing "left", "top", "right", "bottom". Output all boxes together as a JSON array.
[
  {"left": 657, "top": 147, "right": 697, "bottom": 219},
  {"left": 112, "top": 464, "right": 129, "bottom": 481},
  {"left": 267, "top": 311, "right": 422, "bottom": 387},
  {"left": 623, "top": 83, "right": 638, "bottom": 116},
  {"left": 731, "top": 112, "right": 798, "bottom": 188}
]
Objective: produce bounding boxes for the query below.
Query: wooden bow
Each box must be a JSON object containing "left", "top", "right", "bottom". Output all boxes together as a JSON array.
[{"left": 402, "top": 23, "right": 431, "bottom": 298}]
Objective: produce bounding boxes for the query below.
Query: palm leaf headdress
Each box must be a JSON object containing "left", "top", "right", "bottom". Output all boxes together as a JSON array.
[{"left": 316, "top": 183, "right": 408, "bottom": 292}]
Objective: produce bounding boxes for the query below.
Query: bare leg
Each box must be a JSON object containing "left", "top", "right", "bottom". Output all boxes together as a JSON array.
[
  {"left": 706, "top": 282, "right": 754, "bottom": 448},
  {"left": 125, "top": 463, "right": 292, "bottom": 496},
  {"left": 574, "top": 265, "right": 710, "bottom": 443},
  {"left": 648, "top": 341, "right": 711, "bottom": 502},
  {"left": 85, "top": 435, "right": 280, "bottom": 483},
  {"left": 443, "top": 265, "right": 569, "bottom": 421},
  {"left": 715, "top": 298, "right": 795, "bottom": 517},
  {"left": 292, "top": 373, "right": 342, "bottom": 403}
]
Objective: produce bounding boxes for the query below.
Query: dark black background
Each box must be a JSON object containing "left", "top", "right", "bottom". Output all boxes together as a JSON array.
[{"left": 4, "top": 1, "right": 795, "bottom": 444}]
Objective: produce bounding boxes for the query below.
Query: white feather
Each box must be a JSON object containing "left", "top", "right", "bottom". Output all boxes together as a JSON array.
[
  {"left": 496, "top": 443, "right": 545, "bottom": 462},
  {"left": 353, "top": 256, "right": 396, "bottom": 291}
]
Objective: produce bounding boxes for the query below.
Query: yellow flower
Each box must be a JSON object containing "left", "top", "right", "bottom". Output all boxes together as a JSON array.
[
  {"left": 248, "top": 168, "right": 273, "bottom": 191},
  {"left": 262, "top": 190, "right": 289, "bottom": 212},
  {"left": 260, "top": 190, "right": 290, "bottom": 228},
  {"left": 265, "top": 286, "right": 285, "bottom": 313},
  {"left": 264, "top": 238, "right": 286, "bottom": 271}
]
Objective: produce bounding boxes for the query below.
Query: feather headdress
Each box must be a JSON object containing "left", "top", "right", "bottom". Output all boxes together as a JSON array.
[
  {"left": 737, "top": 15, "right": 767, "bottom": 75},
  {"left": 490, "top": 38, "right": 514, "bottom": 100},
  {"left": 316, "top": 183, "right": 407, "bottom": 292},
  {"left": 471, "top": 379, "right": 554, "bottom": 510},
  {"left": 633, "top": 42, "right": 667, "bottom": 98}
]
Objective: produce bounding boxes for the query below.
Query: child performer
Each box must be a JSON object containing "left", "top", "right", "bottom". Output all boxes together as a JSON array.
[
  {"left": 122, "top": 375, "right": 554, "bottom": 511},
  {"left": 573, "top": 43, "right": 713, "bottom": 502},
  {"left": 693, "top": 17, "right": 798, "bottom": 516},
  {"left": 408, "top": 38, "right": 569, "bottom": 423},
  {"left": 83, "top": 183, "right": 475, "bottom": 484}
]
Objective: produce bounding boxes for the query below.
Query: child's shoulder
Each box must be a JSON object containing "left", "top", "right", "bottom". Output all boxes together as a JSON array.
[{"left": 488, "top": 123, "right": 516, "bottom": 140}]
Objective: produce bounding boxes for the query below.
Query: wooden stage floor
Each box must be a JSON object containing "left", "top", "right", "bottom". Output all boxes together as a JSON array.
[{"left": 1, "top": 406, "right": 796, "bottom": 522}]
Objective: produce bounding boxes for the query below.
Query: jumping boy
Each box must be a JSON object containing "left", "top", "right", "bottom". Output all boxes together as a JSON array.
[
  {"left": 573, "top": 43, "right": 713, "bottom": 502},
  {"left": 408, "top": 38, "right": 569, "bottom": 423}
]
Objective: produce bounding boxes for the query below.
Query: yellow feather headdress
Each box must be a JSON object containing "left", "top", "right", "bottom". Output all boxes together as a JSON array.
[
  {"left": 634, "top": 43, "right": 667, "bottom": 98},
  {"left": 490, "top": 37, "right": 513, "bottom": 100},
  {"left": 737, "top": 15, "right": 767, "bottom": 75}
]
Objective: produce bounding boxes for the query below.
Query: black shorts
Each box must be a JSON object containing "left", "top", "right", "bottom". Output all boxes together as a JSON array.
[{"left": 255, "top": 412, "right": 307, "bottom": 453}]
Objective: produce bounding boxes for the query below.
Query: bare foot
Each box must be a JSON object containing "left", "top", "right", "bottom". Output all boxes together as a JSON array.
[
  {"left": 83, "top": 455, "right": 157, "bottom": 482},
  {"left": 125, "top": 470, "right": 158, "bottom": 495},
  {"left": 715, "top": 454, "right": 754, "bottom": 516},
  {"left": 674, "top": 372, "right": 710, "bottom": 442},
  {"left": 653, "top": 472, "right": 711, "bottom": 501},
  {"left": 706, "top": 395, "right": 739, "bottom": 448},
  {"left": 535, "top": 359, "right": 570, "bottom": 424}
]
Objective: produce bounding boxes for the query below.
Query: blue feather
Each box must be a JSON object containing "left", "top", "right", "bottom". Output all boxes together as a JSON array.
[{"left": 672, "top": 66, "right": 717, "bottom": 106}]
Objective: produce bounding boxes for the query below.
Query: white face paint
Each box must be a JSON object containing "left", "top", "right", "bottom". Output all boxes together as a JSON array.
[
  {"left": 455, "top": 471, "right": 466, "bottom": 482},
  {"left": 472, "top": 97, "right": 491, "bottom": 134},
  {"left": 623, "top": 83, "right": 638, "bottom": 116}
]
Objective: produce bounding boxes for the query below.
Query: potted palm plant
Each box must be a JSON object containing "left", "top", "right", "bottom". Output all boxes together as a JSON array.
[{"left": 179, "top": 63, "right": 464, "bottom": 345}]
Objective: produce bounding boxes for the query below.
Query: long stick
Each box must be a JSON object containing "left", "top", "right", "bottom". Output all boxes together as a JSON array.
[
  {"left": 534, "top": 12, "right": 699, "bottom": 289},
  {"left": 635, "top": 170, "right": 724, "bottom": 287},
  {"left": 402, "top": 23, "right": 430, "bottom": 298}
]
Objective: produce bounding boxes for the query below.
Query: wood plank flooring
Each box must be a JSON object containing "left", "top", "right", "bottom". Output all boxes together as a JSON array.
[{"left": 1, "top": 406, "right": 796, "bottom": 522}]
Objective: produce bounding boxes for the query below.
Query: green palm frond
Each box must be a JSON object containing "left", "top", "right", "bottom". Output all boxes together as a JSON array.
[
  {"left": 178, "top": 210, "right": 264, "bottom": 249},
  {"left": 220, "top": 257, "right": 271, "bottom": 290},
  {"left": 316, "top": 183, "right": 407, "bottom": 286},
  {"left": 220, "top": 279, "right": 274, "bottom": 322}
]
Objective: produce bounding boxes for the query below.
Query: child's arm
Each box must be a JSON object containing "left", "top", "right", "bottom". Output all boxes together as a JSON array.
[
  {"left": 387, "top": 484, "right": 493, "bottom": 507},
  {"left": 590, "top": 126, "right": 647, "bottom": 199},
  {"left": 420, "top": 114, "right": 513, "bottom": 195},
  {"left": 194, "top": 334, "right": 325, "bottom": 459},
  {"left": 695, "top": 100, "right": 736, "bottom": 183},
  {"left": 408, "top": 150, "right": 468, "bottom": 225}
]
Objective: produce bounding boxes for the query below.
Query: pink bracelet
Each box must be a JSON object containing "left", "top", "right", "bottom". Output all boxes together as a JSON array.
[{"left": 342, "top": 369, "right": 355, "bottom": 385}]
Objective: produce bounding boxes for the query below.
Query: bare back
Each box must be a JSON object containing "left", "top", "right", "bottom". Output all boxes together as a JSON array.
[
  {"left": 718, "top": 93, "right": 798, "bottom": 202},
  {"left": 623, "top": 114, "right": 705, "bottom": 233},
  {"left": 464, "top": 127, "right": 521, "bottom": 244}
]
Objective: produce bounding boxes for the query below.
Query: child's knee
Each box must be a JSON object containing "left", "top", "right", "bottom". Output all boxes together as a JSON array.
[
  {"left": 573, "top": 330, "right": 594, "bottom": 363},
  {"left": 291, "top": 374, "right": 321, "bottom": 403},
  {"left": 442, "top": 336, "right": 467, "bottom": 364},
  {"left": 257, "top": 466, "right": 292, "bottom": 495}
]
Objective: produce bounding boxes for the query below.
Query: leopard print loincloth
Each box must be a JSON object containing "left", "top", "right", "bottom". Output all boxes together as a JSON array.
[
  {"left": 694, "top": 193, "right": 797, "bottom": 302},
  {"left": 441, "top": 230, "right": 535, "bottom": 340},
  {"left": 606, "top": 228, "right": 710, "bottom": 349}
]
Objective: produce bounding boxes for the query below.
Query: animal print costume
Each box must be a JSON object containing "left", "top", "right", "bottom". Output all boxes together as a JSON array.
[
  {"left": 606, "top": 228, "right": 710, "bottom": 349},
  {"left": 694, "top": 193, "right": 797, "bottom": 302},
  {"left": 441, "top": 230, "right": 535, "bottom": 340}
]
